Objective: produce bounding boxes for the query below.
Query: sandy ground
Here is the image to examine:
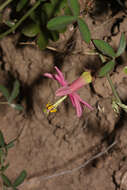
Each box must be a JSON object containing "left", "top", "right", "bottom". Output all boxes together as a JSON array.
[{"left": 0, "top": 0, "right": 127, "bottom": 189}]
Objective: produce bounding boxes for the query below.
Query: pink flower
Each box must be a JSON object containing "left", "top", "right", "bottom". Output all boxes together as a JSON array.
[{"left": 44, "top": 66, "right": 93, "bottom": 117}]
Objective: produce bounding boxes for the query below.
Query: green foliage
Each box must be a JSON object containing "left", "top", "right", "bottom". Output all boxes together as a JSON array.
[
  {"left": 124, "top": 66, "right": 127, "bottom": 74},
  {"left": 68, "top": 0, "right": 80, "bottom": 17},
  {"left": 0, "top": 85, "right": 10, "bottom": 101},
  {"left": 47, "top": 15, "right": 76, "bottom": 30},
  {"left": 116, "top": 33, "right": 126, "bottom": 57},
  {"left": 1, "top": 174, "right": 12, "bottom": 187},
  {"left": 8, "top": 80, "right": 20, "bottom": 103},
  {"left": 16, "top": 0, "right": 28, "bottom": 12},
  {"left": 0, "top": 130, "right": 27, "bottom": 189},
  {"left": 99, "top": 60, "right": 115, "bottom": 77},
  {"left": 93, "top": 39, "right": 116, "bottom": 58},
  {"left": 22, "top": 22, "right": 40, "bottom": 37},
  {"left": 37, "top": 31, "right": 48, "bottom": 50},
  {"left": 0, "top": 131, "right": 5, "bottom": 147},
  {"left": 13, "top": 170, "right": 27, "bottom": 187},
  {"left": 77, "top": 17, "right": 91, "bottom": 43},
  {"left": 0, "top": 80, "right": 23, "bottom": 111}
]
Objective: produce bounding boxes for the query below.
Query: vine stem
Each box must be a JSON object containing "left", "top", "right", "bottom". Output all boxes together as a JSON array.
[
  {"left": 106, "top": 73, "right": 122, "bottom": 103},
  {"left": 99, "top": 54, "right": 121, "bottom": 103},
  {"left": 0, "top": 0, "right": 43, "bottom": 39},
  {"left": 0, "top": 0, "right": 13, "bottom": 12}
]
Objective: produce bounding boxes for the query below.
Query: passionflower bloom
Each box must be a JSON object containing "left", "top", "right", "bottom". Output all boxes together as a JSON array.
[{"left": 44, "top": 66, "right": 93, "bottom": 117}]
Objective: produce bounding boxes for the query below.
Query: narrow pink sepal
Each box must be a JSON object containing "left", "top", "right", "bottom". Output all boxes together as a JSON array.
[
  {"left": 44, "top": 73, "right": 54, "bottom": 79},
  {"left": 73, "top": 95, "right": 82, "bottom": 117},
  {"left": 56, "top": 86, "right": 71, "bottom": 96},
  {"left": 69, "top": 94, "right": 75, "bottom": 107},
  {"left": 55, "top": 66, "right": 66, "bottom": 84},
  {"left": 76, "top": 94, "right": 93, "bottom": 110}
]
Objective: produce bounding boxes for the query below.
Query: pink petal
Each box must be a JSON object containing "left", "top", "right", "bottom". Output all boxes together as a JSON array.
[
  {"left": 75, "top": 94, "right": 93, "bottom": 110},
  {"left": 44, "top": 73, "right": 54, "bottom": 79},
  {"left": 55, "top": 66, "right": 67, "bottom": 86},
  {"left": 69, "top": 94, "right": 75, "bottom": 107},
  {"left": 73, "top": 95, "right": 82, "bottom": 117},
  {"left": 56, "top": 86, "right": 71, "bottom": 96}
]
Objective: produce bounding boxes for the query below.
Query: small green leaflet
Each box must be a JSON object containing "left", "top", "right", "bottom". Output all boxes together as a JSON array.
[
  {"left": 116, "top": 33, "right": 126, "bottom": 57},
  {"left": 0, "top": 85, "right": 10, "bottom": 101},
  {"left": 93, "top": 39, "right": 116, "bottom": 58},
  {"left": 8, "top": 80, "right": 20, "bottom": 103},
  {"left": 47, "top": 16, "right": 76, "bottom": 30},
  {"left": 13, "top": 104, "right": 24, "bottom": 111},
  {"left": 68, "top": 0, "right": 80, "bottom": 17},
  {"left": 22, "top": 23, "right": 40, "bottom": 37},
  {"left": 16, "top": 0, "right": 28, "bottom": 12},
  {"left": 124, "top": 66, "right": 127, "bottom": 74},
  {"left": 77, "top": 18, "right": 91, "bottom": 44},
  {"left": 99, "top": 60, "right": 115, "bottom": 77},
  {"left": 37, "top": 31, "right": 48, "bottom": 50},
  {"left": 13, "top": 170, "right": 27, "bottom": 187},
  {"left": 1, "top": 174, "right": 12, "bottom": 187},
  {"left": 0, "top": 130, "right": 5, "bottom": 147}
]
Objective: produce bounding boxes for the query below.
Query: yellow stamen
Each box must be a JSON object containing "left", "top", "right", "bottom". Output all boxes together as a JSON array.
[{"left": 44, "top": 96, "right": 67, "bottom": 115}]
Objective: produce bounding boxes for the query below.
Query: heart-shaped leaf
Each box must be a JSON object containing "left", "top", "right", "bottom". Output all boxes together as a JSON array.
[
  {"left": 99, "top": 60, "right": 115, "bottom": 77},
  {"left": 93, "top": 39, "right": 116, "bottom": 58},
  {"left": 116, "top": 33, "right": 126, "bottom": 57},
  {"left": 13, "top": 170, "right": 27, "bottom": 187},
  {"left": 47, "top": 16, "right": 76, "bottom": 30},
  {"left": 77, "top": 18, "right": 91, "bottom": 44},
  {"left": 68, "top": 0, "right": 80, "bottom": 17}
]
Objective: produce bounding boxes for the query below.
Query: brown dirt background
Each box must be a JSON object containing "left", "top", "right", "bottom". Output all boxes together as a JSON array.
[{"left": 0, "top": 0, "right": 127, "bottom": 189}]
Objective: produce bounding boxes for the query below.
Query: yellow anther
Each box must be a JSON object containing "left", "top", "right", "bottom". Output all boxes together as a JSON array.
[{"left": 46, "top": 103, "right": 57, "bottom": 113}]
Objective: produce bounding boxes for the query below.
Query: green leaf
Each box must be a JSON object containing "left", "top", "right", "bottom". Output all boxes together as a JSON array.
[
  {"left": 16, "top": 0, "right": 28, "bottom": 12},
  {"left": 116, "top": 33, "right": 126, "bottom": 57},
  {"left": 37, "top": 32, "right": 48, "bottom": 50},
  {"left": 4, "top": 21, "right": 15, "bottom": 28},
  {"left": 68, "top": 0, "right": 80, "bottom": 17},
  {"left": 47, "top": 16, "right": 76, "bottom": 30},
  {"left": 50, "top": 31, "right": 59, "bottom": 41},
  {"left": 1, "top": 174, "right": 12, "bottom": 187},
  {"left": 43, "top": 3, "right": 54, "bottom": 19},
  {"left": 22, "top": 23, "right": 40, "bottom": 37},
  {"left": 0, "top": 130, "right": 5, "bottom": 147},
  {"left": 124, "top": 66, "right": 127, "bottom": 74},
  {"left": 8, "top": 80, "right": 20, "bottom": 103},
  {"left": 99, "top": 60, "right": 115, "bottom": 77},
  {"left": 64, "top": 6, "right": 72, "bottom": 15},
  {"left": 93, "top": 39, "right": 116, "bottom": 58},
  {"left": 0, "top": 163, "right": 10, "bottom": 172},
  {"left": 13, "top": 170, "right": 27, "bottom": 187},
  {"left": 13, "top": 104, "right": 24, "bottom": 111},
  {"left": 77, "top": 18, "right": 91, "bottom": 44},
  {"left": 6, "top": 139, "right": 15, "bottom": 149},
  {"left": 0, "top": 85, "right": 10, "bottom": 101}
]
